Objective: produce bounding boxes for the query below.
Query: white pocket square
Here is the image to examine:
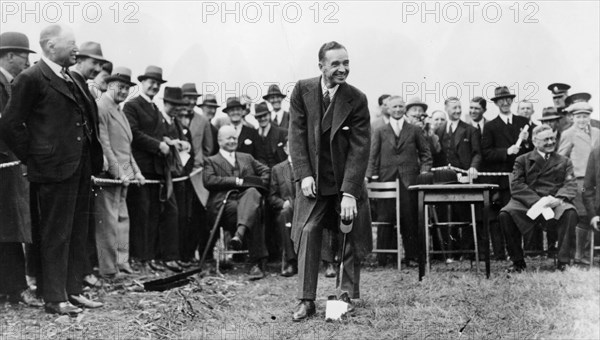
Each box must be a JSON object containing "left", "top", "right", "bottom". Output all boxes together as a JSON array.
[
  {"left": 342, "top": 126, "right": 350, "bottom": 131},
  {"left": 277, "top": 142, "right": 283, "bottom": 147},
  {"left": 244, "top": 139, "right": 253, "bottom": 145}
]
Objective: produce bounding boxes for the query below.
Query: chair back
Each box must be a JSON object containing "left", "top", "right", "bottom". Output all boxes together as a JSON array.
[{"left": 367, "top": 179, "right": 400, "bottom": 199}]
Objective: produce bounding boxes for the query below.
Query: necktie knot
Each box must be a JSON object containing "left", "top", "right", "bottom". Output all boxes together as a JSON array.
[{"left": 544, "top": 153, "right": 551, "bottom": 161}]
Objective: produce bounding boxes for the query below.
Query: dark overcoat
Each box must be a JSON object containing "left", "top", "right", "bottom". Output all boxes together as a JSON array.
[
  {"left": 435, "top": 120, "right": 481, "bottom": 170},
  {"left": 288, "top": 76, "right": 372, "bottom": 259},
  {"left": 501, "top": 150, "right": 577, "bottom": 234},
  {"left": 583, "top": 145, "right": 600, "bottom": 218}
]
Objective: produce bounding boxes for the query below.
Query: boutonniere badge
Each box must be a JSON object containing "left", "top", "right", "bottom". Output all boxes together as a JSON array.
[
  {"left": 277, "top": 142, "right": 283, "bottom": 147},
  {"left": 342, "top": 126, "right": 350, "bottom": 131},
  {"left": 244, "top": 139, "right": 252, "bottom": 145}
]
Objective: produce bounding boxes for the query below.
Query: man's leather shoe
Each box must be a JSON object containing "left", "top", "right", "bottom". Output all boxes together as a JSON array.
[
  {"left": 69, "top": 294, "right": 103, "bottom": 309},
  {"left": 45, "top": 302, "right": 82, "bottom": 316},
  {"left": 248, "top": 264, "right": 266, "bottom": 280},
  {"left": 292, "top": 300, "right": 316, "bottom": 321},
  {"left": 164, "top": 260, "right": 183, "bottom": 272},
  {"left": 148, "top": 260, "right": 166, "bottom": 272},
  {"left": 339, "top": 293, "right": 356, "bottom": 313},
  {"left": 557, "top": 261, "right": 569, "bottom": 271},
  {"left": 9, "top": 288, "right": 44, "bottom": 307},
  {"left": 118, "top": 263, "right": 138, "bottom": 274},
  {"left": 281, "top": 263, "right": 297, "bottom": 277},
  {"left": 229, "top": 235, "right": 243, "bottom": 250},
  {"left": 506, "top": 260, "right": 526, "bottom": 273},
  {"left": 325, "top": 263, "right": 336, "bottom": 278},
  {"left": 177, "top": 260, "right": 192, "bottom": 268},
  {"left": 83, "top": 274, "right": 102, "bottom": 288}
]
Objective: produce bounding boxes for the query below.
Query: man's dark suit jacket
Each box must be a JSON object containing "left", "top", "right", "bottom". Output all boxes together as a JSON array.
[
  {"left": 123, "top": 95, "right": 168, "bottom": 176},
  {"left": 237, "top": 125, "right": 264, "bottom": 161},
  {"left": 272, "top": 111, "right": 290, "bottom": 130},
  {"left": 289, "top": 76, "right": 372, "bottom": 259},
  {"left": 203, "top": 151, "right": 270, "bottom": 214},
  {"left": 367, "top": 121, "right": 432, "bottom": 185},
  {"left": 435, "top": 120, "right": 481, "bottom": 171},
  {"left": 269, "top": 159, "right": 294, "bottom": 211},
  {"left": 256, "top": 125, "right": 287, "bottom": 167},
  {"left": 0, "top": 59, "right": 103, "bottom": 182},
  {"left": 583, "top": 145, "right": 600, "bottom": 219},
  {"left": 501, "top": 150, "right": 577, "bottom": 234}
]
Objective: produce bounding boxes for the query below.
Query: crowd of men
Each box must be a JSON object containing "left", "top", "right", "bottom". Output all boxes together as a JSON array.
[{"left": 1, "top": 26, "right": 599, "bottom": 318}]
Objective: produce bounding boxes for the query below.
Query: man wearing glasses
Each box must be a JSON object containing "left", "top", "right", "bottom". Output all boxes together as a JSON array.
[{"left": 499, "top": 124, "right": 578, "bottom": 272}]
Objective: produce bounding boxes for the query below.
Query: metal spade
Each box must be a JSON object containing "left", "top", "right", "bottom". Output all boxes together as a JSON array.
[{"left": 325, "top": 218, "right": 353, "bottom": 321}]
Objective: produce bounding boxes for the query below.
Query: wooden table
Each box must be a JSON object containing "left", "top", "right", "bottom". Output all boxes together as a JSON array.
[{"left": 409, "top": 184, "right": 498, "bottom": 281}]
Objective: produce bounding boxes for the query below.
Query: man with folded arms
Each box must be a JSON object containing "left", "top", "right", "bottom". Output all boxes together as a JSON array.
[
  {"left": 95, "top": 67, "right": 145, "bottom": 279},
  {"left": 499, "top": 125, "right": 578, "bottom": 272},
  {"left": 203, "top": 125, "right": 270, "bottom": 280}
]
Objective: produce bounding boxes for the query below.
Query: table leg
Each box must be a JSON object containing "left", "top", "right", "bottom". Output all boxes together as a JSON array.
[
  {"left": 418, "top": 191, "right": 425, "bottom": 281},
  {"left": 483, "top": 190, "right": 491, "bottom": 278}
]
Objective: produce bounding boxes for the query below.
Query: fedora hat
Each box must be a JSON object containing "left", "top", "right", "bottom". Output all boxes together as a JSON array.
[
  {"left": 182, "top": 83, "right": 201, "bottom": 97},
  {"left": 138, "top": 65, "right": 167, "bottom": 84},
  {"left": 197, "top": 94, "right": 220, "bottom": 108},
  {"left": 0, "top": 32, "right": 36, "bottom": 54},
  {"left": 222, "top": 97, "right": 244, "bottom": 113},
  {"left": 406, "top": 97, "right": 428, "bottom": 112},
  {"left": 490, "top": 86, "right": 516, "bottom": 102},
  {"left": 76, "top": 41, "right": 108, "bottom": 63},
  {"left": 254, "top": 102, "right": 270, "bottom": 118},
  {"left": 162, "top": 87, "right": 186, "bottom": 105},
  {"left": 104, "top": 66, "right": 135, "bottom": 86},
  {"left": 262, "top": 84, "right": 286, "bottom": 100},
  {"left": 538, "top": 107, "right": 561, "bottom": 122}
]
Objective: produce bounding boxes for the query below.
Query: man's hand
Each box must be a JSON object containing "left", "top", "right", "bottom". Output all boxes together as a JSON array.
[
  {"left": 591, "top": 216, "right": 600, "bottom": 231},
  {"left": 178, "top": 140, "right": 191, "bottom": 152},
  {"left": 159, "top": 142, "right": 170, "bottom": 155},
  {"left": 467, "top": 167, "right": 478, "bottom": 180},
  {"left": 134, "top": 173, "right": 146, "bottom": 185},
  {"left": 283, "top": 200, "right": 291, "bottom": 210},
  {"left": 340, "top": 195, "right": 357, "bottom": 222},
  {"left": 545, "top": 196, "right": 563, "bottom": 208},
  {"left": 120, "top": 175, "right": 131, "bottom": 186},
  {"left": 507, "top": 144, "right": 520, "bottom": 155},
  {"left": 518, "top": 127, "right": 529, "bottom": 141},
  {"left": 301, "top": 176, "right": 316, "bottom": 198}
]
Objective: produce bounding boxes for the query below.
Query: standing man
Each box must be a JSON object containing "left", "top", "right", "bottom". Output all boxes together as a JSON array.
[
  {"left": 583, "top": 144, "right": 600, "bottom": 252},
  {"left": 516, "top": 100, "right": 536, "bottom": 123},
  {"left": 183, "top": 83, "right": 213, "bottom": 168},
  {"left": 222, "top": 97, "right": 263, "bottom": 160},
  {"left": 469, "top": 96, "right": 487, "bottom": 134},
  {"left": 289, "top": 42, "right": 372, "bottom": 321},
  {"left": 371, "top": 94, "right": 391, "bottom": 130},
  {"left": 254, "top": 101, "right": 288, "bottom": 168},
  {"left": 538, "top": 107, "right": 563, "bottom": 144},
  {"left": 88, "top": 62, "right": 112, "bottom": 100},
  {"left": 368, "top": 95, "right": 432, "bottom": 267},
  {"left": 0, "top": 31, "right": 42, "bottom": 307},
  {"left": 482, "top": 86, "right": 533, "bottom": 261},
  {"left": 94, "top": 67, "right": 145, "bottom": 278},
  {"left": 263, "top": 84, "right": 289, "bottom": 130},
  {"left": 1, "top": 25, "right": 104, "bottom": 314},
  {"left": 197, "top": 94, "right": 220, "bottom": 156},
  {"left": 548, "top": 83, "right": 573, "bottom": 132}
]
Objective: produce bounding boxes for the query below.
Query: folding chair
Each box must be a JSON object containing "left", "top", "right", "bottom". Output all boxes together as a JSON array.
[
  {"left": 367, "top": 179, "right": 403, "bottom": 270},
  {"left": 589, "top": 229, "right": 600, "bottom": 269}
]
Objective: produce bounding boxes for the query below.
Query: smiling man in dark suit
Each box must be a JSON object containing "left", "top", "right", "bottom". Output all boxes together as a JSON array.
[
  {"left": 289, "top": 41, "right": 372, "bottom": 321},
  {"left": 263, "top": 84, "right": 290, "bottom": 130},
  {"left": 203, "top": 125, "right": 270, "bottom": 280},
  {"left": 222, "top": 97, "right": 264, "bottom": 161},
  {"left": 368, "top": 95, "right": 432, "bottom": 267},
  {"left": 0, "top": 25, "right": 104, "bottom": 315}
]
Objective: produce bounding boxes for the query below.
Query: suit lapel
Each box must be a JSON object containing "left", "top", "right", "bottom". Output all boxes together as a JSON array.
[
  {"left": 215, "top": 152, "right": 235, "bottom": 175},
  {"left": 527, "top": 151, "right": 545, "bottom": 183},
  {"left": 39, "top": 60, "right": 77, "bottom": 104},
  {"left": 495, "top": 116, "right": 514, "bottom": 144},
  {"left": 453, "top": 122, "right": 465, "bottom": 150},
  {"left": 383, "top": 123, "right": 397, "bottom": 149},
  {"left": 331, "top": 83, "right": 352, "bottom": 138},
  {"left": 304, "top": 78, "right": 321, "bottom": 151},
  {"left": 104, "top": 96, "right": 132, "bottom": 140},
  {"left": 396, "top": 122, "right": 410, "bottom": 149}
]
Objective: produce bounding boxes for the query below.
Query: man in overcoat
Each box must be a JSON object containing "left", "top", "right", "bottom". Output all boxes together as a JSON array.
[
  {"left": 500, "top": 125, "right": 578, "bottom": 272},
  {"left": 289, "top": 41, "right": 371, "bottom": 321}
]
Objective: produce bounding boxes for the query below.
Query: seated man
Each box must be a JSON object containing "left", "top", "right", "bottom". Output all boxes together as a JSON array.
[
  {"left": 204, "top": 125, "right": 270, "bottom": 280},
  {"left": 500, "top": 125, "right": 578, "bottom": 272}
]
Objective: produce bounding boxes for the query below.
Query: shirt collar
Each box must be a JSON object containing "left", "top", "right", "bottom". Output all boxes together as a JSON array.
[
  {"left": 321, "top": 76, "right": 339, "bottom": 99},
  {"left": 41, "top": 55, "right": 64, "bottom": 78},
  {"left": 390, "top": 116, "right": 405, "bottom": 128},
  {"left": 0, "top": 67, "right": 14, "bottom": 82},
  {"left": 271, "top": 108, "right": 283, "bottom": 122},
  {"left": 140, "top": 92, "right": 154, "bottom": 104},
  {"left": 537, "top": 149, "right": 548, "bottom": 159},
  {"left": 259, "top": 123, "right": 271, "bottom": 136},
  {"left": 499, "top": 113, "right": 513, "bottom": 124},
  {"left": 219, "top": 148, "right": 235, "bottom": 159}
]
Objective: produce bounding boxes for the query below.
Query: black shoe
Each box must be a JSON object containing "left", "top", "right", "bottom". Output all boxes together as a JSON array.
[
  {"left": 557, "top": 261, "right": 569, "bottom": 271},
  {"left": 325, "top": 263, "right": 336, "bottom": 278},
  {"left": 69, "top": 294, "right": 103, "bottom": 309},
  {"left": 292, "top": 300, "right": 316, "bottom": 321},
  {"left": 248, "top": 264, "right": 266, "bottom": 280},
  {"left": 163, "top": 260, "right": 183, "bottom": 272},
  {"left": 148, "top": 260, "right": 166, "bottom": 272},
  {"left": 281, "top": 263, "right": 298, "bottom": 277},
  {"left": 8, "top": 288, "right": 44, "bottom": 307},
  {"left": 45, "top": 302, "right": 82, "bottom": 316},
  {"left": 506, "top": 260, "right": 526, "bottom": 273},
  {"left": 229, "top": 235, "right": 243, "bottom": 250}
]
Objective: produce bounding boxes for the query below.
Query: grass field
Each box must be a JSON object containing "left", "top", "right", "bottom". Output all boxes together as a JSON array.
[{"left": 1, "top": 257, "right": 598, "bottom": 339}]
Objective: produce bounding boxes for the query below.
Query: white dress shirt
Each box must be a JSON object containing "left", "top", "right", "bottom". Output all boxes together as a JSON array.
[
  {"left": 271, "top": 109, "right": 284, "bottom": 125},
  {"left": 321, "top": 76, "right": 339, "bottom": 99},
  {"left": 41, "top": 55, "right": 67, "bottom": 80},
  {"left": 219, "top": 149, "right": 236, "bottom": 167},
  {"left": 499, "top": 113, "right": 514, "bottom": 125},
  {"left": 390, "top": 117, "right": 405, "bottom": 136},
  {"left": 447, "top": 120, "right": 459, "bottom": 134}
]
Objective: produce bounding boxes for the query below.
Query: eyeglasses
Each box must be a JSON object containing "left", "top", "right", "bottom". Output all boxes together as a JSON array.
[
  {"left": 534, "top": 136, "right": 556, "bottom": 143},
  {"left": 12, "top": 53, "right": 29, "bottom": 61}
]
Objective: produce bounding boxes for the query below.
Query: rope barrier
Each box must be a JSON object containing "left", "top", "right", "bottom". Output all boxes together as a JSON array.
[
  {"left": 91, "top": 167, "right": 203, "bottom": 186},
  {"left": 0, "top": 160, "right": 21, "bottom": 169},
  {"left": 431, "top": 165, "right": 511, "bottom": 177}
]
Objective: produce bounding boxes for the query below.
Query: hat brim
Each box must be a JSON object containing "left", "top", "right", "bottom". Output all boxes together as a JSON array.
[
  {"left": 182, "top": 92, "right": 202, "bottom": 97},
  {"left": 0, "top": 46, "right": 36, "bottom": 54},
  {"left": 538, "top": 115, "right": 562, "bottom": 121},
  {"left": 222, "top": 105, "right": 244, "bottom": 113},
  {"left": 571, "top": 110, "right": 592, "bottom": 115},
  {"left": 137, "top": 75, "right": 167, "bottom": 84},
  {"left": 254, "top": 110, "right": 270, "bottom": 118},
  {"left": 406, "top": 103, "right": 428, "bottom": 112},
  {"left": 163, "top": 98, "right": 187, "bottom": 105},
  {"left": 197, "top": 102, "right": 220, "bottom": 108},
  {"left": 105, "top": 76, "right": 135, "bottom": 87},
  {"left": 262, "top": 93, "right": 286, "bottom": 100},
  {"left": 491, "top": 94, "right": 516, "bottom": 102},
  {"left": 77, "top": 53, "right": 109, "bottom": 63}
]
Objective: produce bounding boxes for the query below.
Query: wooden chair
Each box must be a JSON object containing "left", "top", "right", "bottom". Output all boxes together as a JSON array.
[
  {"left": 367, "top": 179, "right": 403, "bottom": 270},
  {"left": 589, "top": 229, "right": 600, "bottom": 269}
]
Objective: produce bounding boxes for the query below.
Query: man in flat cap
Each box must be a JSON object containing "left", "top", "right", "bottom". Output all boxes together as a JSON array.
[
  {"left": 264, "top": 84, "right": 290, "bottom": 130},
  {"left": 1, "top": 24, "right": 104, "bottom": 315},
  {"left": 558, "top": 94, "right": 599, "bottom": 264},
  {"left": 0, "top": 31, "right": 42, "bottom": 308}
]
